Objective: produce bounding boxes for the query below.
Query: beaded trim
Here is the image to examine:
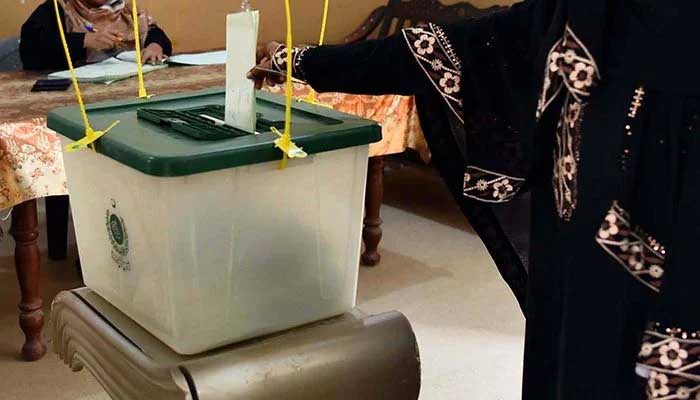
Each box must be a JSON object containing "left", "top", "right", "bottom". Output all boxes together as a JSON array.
[
  {"left": 271, "top": 45, "right": 310, "bottom": 81},
  {"left": 638, "top": 323, "right": 700, "bottom": 399},
  {"left": 432, "top": 24, "right": 462, "bottom": 72},
  {"left": 402, "top": 24, "right": 464, "bottom": 124},
  {"left": 621, "top": 86, "right": 646, "bottom": 172},
  {"left": 463, "top": 166, "right": 525, "bottom": 203},
  {"left": 595, "top": 201, "right": 665, "bottom": 293},
  {"left": 293, "top": 47, "right": 311, "bottom": 82}
]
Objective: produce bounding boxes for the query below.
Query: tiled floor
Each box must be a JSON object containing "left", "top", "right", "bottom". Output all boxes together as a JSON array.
[{"left": 0, "top": 161, "right": 525, "bottom": 399}]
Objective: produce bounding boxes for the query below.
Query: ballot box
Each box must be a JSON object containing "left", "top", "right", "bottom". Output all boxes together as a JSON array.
[{"left": 47, "top": 88, "right": 381, "bottom": 354}]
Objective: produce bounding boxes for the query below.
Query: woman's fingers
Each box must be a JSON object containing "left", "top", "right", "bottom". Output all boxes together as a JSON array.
[
  {"left": 266, "top": 41, "right": 283, "bottom": 58},
  {"left": 248, "top": 54, "right": 290, "bottom": 89}
]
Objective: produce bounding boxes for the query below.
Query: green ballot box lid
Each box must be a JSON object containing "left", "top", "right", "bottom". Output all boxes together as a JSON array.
[{"left": 47, "top": 89, "right": 382, "bottom": 177}]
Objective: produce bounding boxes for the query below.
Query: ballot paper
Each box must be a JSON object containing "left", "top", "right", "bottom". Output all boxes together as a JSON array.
[
  {"left": 48, "top": 57, "right": 167, "bottom": 84},
  {"left": 225, "top": 10, "right": 259, "bottom": 133}
]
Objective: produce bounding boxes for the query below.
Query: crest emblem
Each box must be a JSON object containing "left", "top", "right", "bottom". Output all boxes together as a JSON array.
[{"left": 106, "top": 199, "right": 131, "bottom": 271}]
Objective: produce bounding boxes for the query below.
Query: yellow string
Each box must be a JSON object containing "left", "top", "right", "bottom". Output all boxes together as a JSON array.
[
  {"left": 53, "top": 0, "right": 119, "bottom": 152},
  {"left": 131, "top": 0, "right": 149, "bottom": 99},
  {"left": 306, "top": 0, "right": 330, "bottom": 104},
  {"left": 275, "top": 0, "right": 296, "bottom": 169}
]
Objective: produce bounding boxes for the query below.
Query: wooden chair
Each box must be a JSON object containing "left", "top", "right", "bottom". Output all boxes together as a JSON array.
[
  {"left": 0, "top": 37, "right": 22, "bottom": 72},
  {"left": 347, "top": 0, "right": 504, "bottom": 266}
]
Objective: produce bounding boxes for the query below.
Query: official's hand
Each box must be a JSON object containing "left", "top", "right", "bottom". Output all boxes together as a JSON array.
[
  {"left": 84, "top": 27, "right": 123, "bottom": 52},
  {"left": 142, "top": 43, "right": 166, "bottom": 65}
]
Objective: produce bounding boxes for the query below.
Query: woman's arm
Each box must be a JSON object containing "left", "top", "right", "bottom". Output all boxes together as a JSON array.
[
  {"left": 251, "top": 32, "right": 425, "bottom": 97},
  {"left": 300, "top": 34, "right": 424, "bottom": 96},
  {"left": 20, "top": 1, "right": 87, "bottom": 71},
  {"left": 252, "top": 1, "right": 541, "bottom": 98}
]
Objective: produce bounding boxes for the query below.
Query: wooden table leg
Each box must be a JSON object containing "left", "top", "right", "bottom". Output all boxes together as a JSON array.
[
  {"left": 361, "top": 156, "right": 384, "bottom": 267},
  {"left": 11, "top": 199, "right": 47, "bottom": 361}
]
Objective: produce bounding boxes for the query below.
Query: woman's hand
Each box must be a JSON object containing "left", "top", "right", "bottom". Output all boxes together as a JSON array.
[
  {"left": 142, "top": 43, "right": 167, "bottom": 65},
  {"left": 247, "top": 41, "right": 286, "bottom": 90},
  {"left": 84, "top": 27, "right": 123, "bottom": 51}
]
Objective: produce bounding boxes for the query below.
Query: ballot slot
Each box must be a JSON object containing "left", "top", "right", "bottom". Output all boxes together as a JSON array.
[
  {"left": 137, "top": 103, "right": 343, "bottom": 141},
  {"left": 137, "top": 106, "right": 281, "bottom": 141}
]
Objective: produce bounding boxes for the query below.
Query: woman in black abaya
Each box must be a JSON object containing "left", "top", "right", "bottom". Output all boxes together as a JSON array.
[{"left": 251, "top": 1, "right": 700, "bottom": 398}]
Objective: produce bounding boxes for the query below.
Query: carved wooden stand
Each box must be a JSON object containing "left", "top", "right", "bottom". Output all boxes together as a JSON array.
[
  {"left": 11, "top": 199, "right": 46, "bottom": 361},
  {"left": 361, "top": 156, "right": 384, "bottom": 266}
]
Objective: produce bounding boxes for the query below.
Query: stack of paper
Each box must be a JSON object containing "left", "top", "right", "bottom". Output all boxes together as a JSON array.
[
  {"left": 168, "top": 51, "right": 227, "bottom": 66},
  {"left": 116, "top": 50, "right": 227, "bottom": 66},
  {"left": 48, "top": 57, "right": 168, "bottom": 84}
]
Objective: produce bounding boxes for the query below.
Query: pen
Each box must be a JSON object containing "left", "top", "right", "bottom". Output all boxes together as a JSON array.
[{"left": 85, "top": 23, "right": 98, "bottom": 33}]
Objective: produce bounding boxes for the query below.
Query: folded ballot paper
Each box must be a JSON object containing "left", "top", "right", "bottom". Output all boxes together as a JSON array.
[
  {"left": 48, "top": 56, "right": 168, "bottom": 84},
  {"left": 225, "top": 10, "right": 259, "bottom": 133}
]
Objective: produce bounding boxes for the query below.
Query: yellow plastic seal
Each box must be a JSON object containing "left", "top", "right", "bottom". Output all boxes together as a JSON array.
[
  {"left": 276, "top": 0, "right": 308, "bottom": 169},
  {"left": 53, "top": 0, "right": 120, "bottom": 152}
]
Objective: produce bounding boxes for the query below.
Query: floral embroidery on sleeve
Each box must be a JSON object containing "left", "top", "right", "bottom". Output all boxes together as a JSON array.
[
  {"left": 402, "top": 24, "right": 464, "bottom": 124},
  {"left": 595, "top": 202, "right": 666, "bottom": 293},
  {"left": 271, "top": 44, "right": 312, "bottom": 82},
  {"left": 537, "top": 24, "right": 601, "bottom": 221},
  {"left": 638, "top": 324, "right": 700, "bottom": 399},
  {"left": 404, "top": 24, "right": 526, "bottom": 204},
  {"left": 463, "top": 166, "right": 525, "bottom": 203}
]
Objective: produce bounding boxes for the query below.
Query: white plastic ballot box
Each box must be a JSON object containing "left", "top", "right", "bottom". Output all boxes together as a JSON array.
[{"left": 47, "top": 89, "right": 381, "bottom": 354}]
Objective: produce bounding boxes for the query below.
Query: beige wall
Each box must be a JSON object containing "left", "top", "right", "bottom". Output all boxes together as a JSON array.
[{"left": 3, "top": 0, "right": 515, "bottom": 53}]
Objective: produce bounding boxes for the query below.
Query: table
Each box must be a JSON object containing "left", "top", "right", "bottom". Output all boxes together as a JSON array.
[{"left": 0, "top": 66, "right": 426, "bottom": 361}]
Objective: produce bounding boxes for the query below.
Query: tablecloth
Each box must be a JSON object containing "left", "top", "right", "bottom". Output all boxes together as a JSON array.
[
  {"left": 264, "top": 83, "right": 429, "bottom": 161},
  {"left": 0, "top": 118, "right": 67, "bottom": 210}
]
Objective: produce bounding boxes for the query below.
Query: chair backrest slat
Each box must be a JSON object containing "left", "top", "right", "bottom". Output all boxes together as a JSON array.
[{"left": 375, "top": 0, "right": 503, "bottom": 39}]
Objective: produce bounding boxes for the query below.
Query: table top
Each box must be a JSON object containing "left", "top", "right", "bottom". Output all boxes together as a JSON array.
[{"left": 0, "top": 65, "right": 226, "bottom": 124}]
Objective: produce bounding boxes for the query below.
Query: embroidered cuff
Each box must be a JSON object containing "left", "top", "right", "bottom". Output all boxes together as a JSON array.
[
  {"left": 271, "top": 44, "right": 312, "bottom": 82},
  {"left": 594, "top": 201, "right": 666, "bottom": 293},
  {"left": 463, "top": 166, "right": 524, "bottom": 203},
  {"left": 638, "top": 323, "right": 700, "bottom": 399}
]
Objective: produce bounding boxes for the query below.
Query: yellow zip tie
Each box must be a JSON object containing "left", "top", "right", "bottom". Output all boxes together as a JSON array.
[
  {"left": 272, "top": 127, "right": 307, "bottom": 160},
  {"left": 131, "top": 0, "right": 150, "bottom": 99},
  {"left": 306, "top": 0, "right": 330, "bottom": 104},
  {"left": 277, "top": 0, "right": 303, "bottom": 169},
  {"left": 53, "top": 0, "right": 120, "bottom": 152},
  {"left": 66, "top": 120, "right": 121, "bottom": 152}
]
